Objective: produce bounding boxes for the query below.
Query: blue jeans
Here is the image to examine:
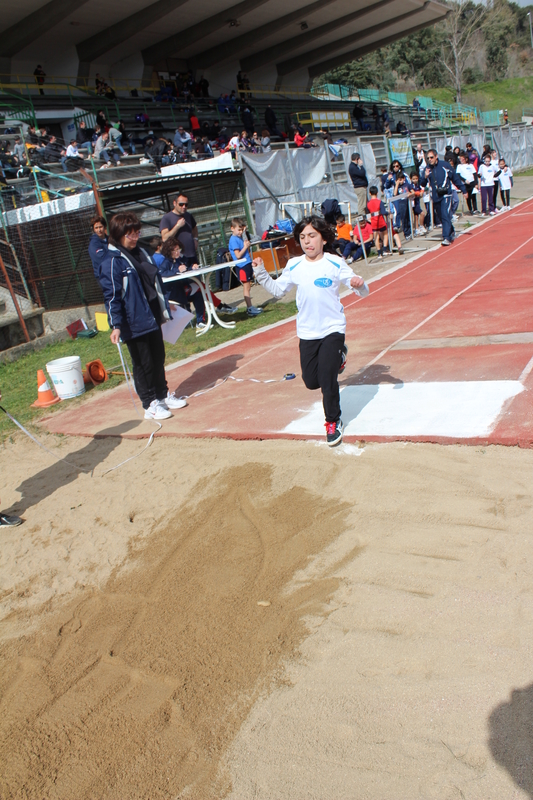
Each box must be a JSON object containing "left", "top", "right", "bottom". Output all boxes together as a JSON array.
[
  {"left": 111, "top": 135, "right": 125, "bottom": 155},
  {"left": 343, "top": 241, "right": 372, "bottom": 260}
]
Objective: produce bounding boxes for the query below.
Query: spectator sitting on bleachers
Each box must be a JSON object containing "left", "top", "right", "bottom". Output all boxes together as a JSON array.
[
  {"left": 174, "top": 125, "right": 193, "bottom": 153},
  {"left": 62, "top": 140, "right": 85, "bottom": 172},
  {"left": 76, "top": 120, "right": 94, "bottom": 154},
  {"left": 226, "top": 131, "right": 242, "bottom": 152},
  {"left": 27, "top": 125, "right": 40, "bottom": 146},
  {"left": 108, "top": 124, "right": 126, "bottom": 156},
  {"left": 42, "top": 135, "right": 64, "bottom": 164},
  {"left": 260, "top": 129, "right": 271, "bottom": 152},
  {"left": 94, "top": 131, "right": 121, "bottom": 169},
  {"left": 294, "top": 129, "right": 316, "bottom": 148},
  {"left": 158, "top": 239, "right": 206, "bottom": 329},
  {"left": 13, "top": 137, "right": 26, "bottom": 164},
  {"left": 240, "top": 130, "right": 255, "bottom": 152},
  {"left": 217, "top": 94, "right": 231, "bottom": 115},
  {"left": 0, "top": 143, "right": 20, "bottom": 179}
]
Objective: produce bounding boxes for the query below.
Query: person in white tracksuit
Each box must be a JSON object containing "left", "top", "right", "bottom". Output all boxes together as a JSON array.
[{"left": 252, "top": 215, "right": 369, "bottom": 447}]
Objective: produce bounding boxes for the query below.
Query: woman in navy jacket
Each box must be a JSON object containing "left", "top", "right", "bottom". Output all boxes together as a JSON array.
[{"left": 99, "top": 212, "right": 186, "bottom": 420}]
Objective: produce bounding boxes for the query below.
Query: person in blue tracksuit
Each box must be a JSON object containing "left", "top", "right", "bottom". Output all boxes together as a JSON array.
[
  {"left": 99, "top": 212, "right": 186, "bottom": 420},
  {"left": 88, "top": 216, "right": 109, "bottom": 285},
  {"left": 420, "top": 149, "right": 467, "bottom": 246}
]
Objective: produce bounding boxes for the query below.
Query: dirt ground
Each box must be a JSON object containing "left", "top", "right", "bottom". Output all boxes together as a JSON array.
[{"left": 1, "top": 432, "right": 533, "bottom": 799}]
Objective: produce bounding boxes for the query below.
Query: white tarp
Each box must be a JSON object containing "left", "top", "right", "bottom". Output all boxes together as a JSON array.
[
  {"left": 160, "top": 151, "right": 234, "bottom": 176},
  {"left": 240, "top": 147, "right": 327, "bottom": 202}
]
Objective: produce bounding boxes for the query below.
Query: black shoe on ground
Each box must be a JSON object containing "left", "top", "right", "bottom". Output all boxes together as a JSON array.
[
  {"left": 325, "top": 419, "right": 344, "bottom": 447},
  {"left": 218, "top": 303, "right": 237, "bottom": 314},
  {"left": 0, "top": 513, "right": 23, "bottom": 527},
  {"left": 339, "top": 344, "right": 348, "bottom": 375}
]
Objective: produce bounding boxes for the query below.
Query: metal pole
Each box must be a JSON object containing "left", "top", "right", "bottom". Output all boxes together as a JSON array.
[
  {"left": 323, "top": 140, "right": 338, "bottom": 200},
  {"left": 528, "top": 12, "right": 533, "bottom": 48},
  {"left": 0, "top": 251, "right": 30, "bottom": 342},
  {"left": 354, "top": 217, "right": 368, "bottom": 264},
  {"left": 211, "top": 183, "right": 227, "bottom": 245},
  {"left": 284, "top": 141, "right": 301, "bottom": 202}
]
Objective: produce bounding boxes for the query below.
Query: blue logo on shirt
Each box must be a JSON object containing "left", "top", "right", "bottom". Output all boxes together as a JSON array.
[{"left": 314, "top": 277, "right": 333, "bottom": 288}]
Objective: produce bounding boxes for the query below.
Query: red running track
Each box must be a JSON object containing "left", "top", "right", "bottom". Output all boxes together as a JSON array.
[{"left": 44, "top": 198, "right": 533, "bottom": 446}]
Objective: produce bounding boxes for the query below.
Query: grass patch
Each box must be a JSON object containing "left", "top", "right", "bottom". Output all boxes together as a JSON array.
[
  {"left": 0, "top": 300, "right": 297, "bottom": 441},
  {"left": 407, "top": 76, "right": 533, "bottom": 122}
]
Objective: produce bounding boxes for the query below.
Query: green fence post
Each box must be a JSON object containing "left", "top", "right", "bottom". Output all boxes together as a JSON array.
[{"left": 211, "top": 182, "right": 227, "bottom": 245}]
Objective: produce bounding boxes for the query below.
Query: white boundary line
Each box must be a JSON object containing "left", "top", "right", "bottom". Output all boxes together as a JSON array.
[{"left": 364, "top": 232, "right": 533, "bottom": 369}]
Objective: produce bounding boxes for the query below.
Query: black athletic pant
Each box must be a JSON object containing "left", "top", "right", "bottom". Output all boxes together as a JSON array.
[
  {"left": 126, "top": 327, "right": 167, "bottom": 409},
  {"left": 493, "top": 183, "right": 499, "bottom": 209},
  {"left": 465, "top": 183, "right": 477, "bottom": 213},
  {"left": 299, "top": 332, "right": 345, "bottom": 423},
  {"left": 500, "top": 188, "right": 510, "bottom": 207}
]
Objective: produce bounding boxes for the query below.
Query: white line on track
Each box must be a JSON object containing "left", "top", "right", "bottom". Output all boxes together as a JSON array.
[{"left": 363, "top": 232, "right": 533, "bottom": 370}]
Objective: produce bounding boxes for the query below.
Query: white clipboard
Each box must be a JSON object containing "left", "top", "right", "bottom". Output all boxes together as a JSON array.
[{"left": 161, "top": 303, "right": 194, "bottom": 344}]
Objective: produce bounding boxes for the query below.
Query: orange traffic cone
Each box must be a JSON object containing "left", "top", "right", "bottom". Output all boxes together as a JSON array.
[
  {"left": 84, "top": 359, "right": 108, "bottom": 386},
  {"left": 31, "top": 369, "right": 61, "bottom": 408}
]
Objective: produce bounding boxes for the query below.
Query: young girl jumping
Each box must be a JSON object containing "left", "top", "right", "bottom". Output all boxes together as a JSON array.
[{"left": 252, "top": 215, "right": 369, "bottom": 446}]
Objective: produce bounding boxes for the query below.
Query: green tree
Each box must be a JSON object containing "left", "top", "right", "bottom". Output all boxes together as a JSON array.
[{"left": 483, "top": 0, "right": 516, "bottom": 78}]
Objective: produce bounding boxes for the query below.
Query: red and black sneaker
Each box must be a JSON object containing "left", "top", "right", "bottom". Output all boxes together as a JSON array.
[
  {"left": 339, "top": 344, "right": 348, "bottom": 375},
  {"left": 325, "top": 419, "right": 344, "bottom": 447}
]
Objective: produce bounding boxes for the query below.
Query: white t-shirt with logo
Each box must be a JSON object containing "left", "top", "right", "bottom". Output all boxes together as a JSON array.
[
  {"left": 254, "top": 253, "right": 369, "bottom": 340},
  {"left": 456, "top": 163, "right": 476, "bottom": 185},
  {"left": 478, "top": 163, "right": 498, "bottom": 187},
  {"left": 498, "top": 166, "right": 513, "bottom": 190}
]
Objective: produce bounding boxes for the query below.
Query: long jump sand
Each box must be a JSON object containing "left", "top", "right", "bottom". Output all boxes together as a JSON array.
[{"left": 1, "top": 433, "right": 533, "bottom": 799}]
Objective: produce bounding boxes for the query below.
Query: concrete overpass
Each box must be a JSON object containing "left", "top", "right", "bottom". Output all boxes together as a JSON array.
[{"left": 1, "top": 0, "right": 449, "bottom": 95}]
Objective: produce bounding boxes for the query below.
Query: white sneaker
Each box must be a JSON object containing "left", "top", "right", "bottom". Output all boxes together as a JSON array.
[
  {"left": 165, "top": 392, "right": 187, "bottom": 410},
  {"left": 346, "top": 256, "right": 354, "bottom": 264},
  {"left": 144, "top": 399, "right": 172, "bottom": 420},
  {"left": 196, "top": 321, "right": 207, "bottom": 330}
]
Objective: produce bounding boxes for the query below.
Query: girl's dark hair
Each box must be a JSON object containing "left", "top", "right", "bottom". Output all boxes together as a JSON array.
[
  {"left": 109, "top": 212, "right": 141, "bottom": 245},
  {"left": 293, "top": 215, "right": 336, "bottom": 252},
  {"left": 161, "top": 237, "right": 181, "bottom": 259}
]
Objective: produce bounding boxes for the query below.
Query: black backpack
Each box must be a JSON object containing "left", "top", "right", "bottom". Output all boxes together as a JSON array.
[
  {"left": 212, "top": 247, "right": 242, "bottom": 292},
  {"left": 321, "top": 198, "right": 341, "bottom": 223}
]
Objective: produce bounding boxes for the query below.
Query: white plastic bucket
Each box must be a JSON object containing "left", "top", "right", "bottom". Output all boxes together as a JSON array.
[{"left": 46, "top": 356, "right": 85, "bottom": 400}]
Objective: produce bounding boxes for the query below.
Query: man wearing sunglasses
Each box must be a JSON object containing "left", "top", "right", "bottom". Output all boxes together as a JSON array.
[
  {"left": 160, "top": 194, "right": 198, "bottom": 265},
  {"left": 421, "top": 149, "right": 467, "bottom": 246},
  {"left": 159, "top": 194, "right": 236, "bottom": 313}
]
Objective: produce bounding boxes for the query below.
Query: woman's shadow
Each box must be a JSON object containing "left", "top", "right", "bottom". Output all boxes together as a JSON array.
[
  {"left": 488, "top": 683, "right": 533, "bottom": 798},
  {"left": 168, "top": 353, "right": 244, "bottom": 398},
  {"left": 4, "top": 420, "right": 140, "bottom": 517}
]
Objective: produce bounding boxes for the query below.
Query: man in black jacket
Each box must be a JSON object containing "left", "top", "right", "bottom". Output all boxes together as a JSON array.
[
  {"left": 76, "top": 121, "right": 94, "bottom": 154},
  {"left": 349, "top": 153, "right": 369, "bottom": 214}
]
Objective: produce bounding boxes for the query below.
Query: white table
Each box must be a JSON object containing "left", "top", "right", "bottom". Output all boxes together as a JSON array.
[{"left": 162, "top": 260, "right": 246, "bottom": 336}]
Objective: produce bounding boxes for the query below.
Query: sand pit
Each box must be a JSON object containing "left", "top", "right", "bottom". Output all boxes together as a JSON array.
[{"left": 1, "top": 433, "right": 533, "bottom": 799}]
